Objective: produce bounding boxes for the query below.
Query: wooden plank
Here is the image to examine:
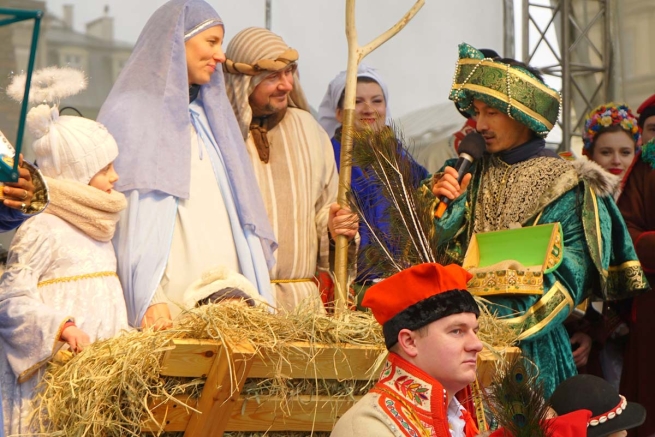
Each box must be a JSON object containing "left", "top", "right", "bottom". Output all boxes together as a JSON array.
[
  {"left": 183, "top": 343, "right": 255, "bottom": 437},
  {"left": 143, "top": 395, "right": 198, "bottom": 432},
  {"left": 225, "top": 395, "right": 361, "bottom": 432},
  {"left": 145, "top": 394, "right": 363, "bottom": 434},
  {"left": 159, "top": 339, "right": 386, "bottom": 380},
  {"left": 248, "top": 342, "right": 386, "bottom": 380},
  {"left": 160, "top": 339, "right": 221, "bottom": 377},
  {"left": 476, "top": 346, "right": 521, "bottom": 388}
]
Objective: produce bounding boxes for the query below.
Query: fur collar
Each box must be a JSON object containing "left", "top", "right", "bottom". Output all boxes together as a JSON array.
[{"left": 571, "top": 159, "right": 620, "bottom": 198}]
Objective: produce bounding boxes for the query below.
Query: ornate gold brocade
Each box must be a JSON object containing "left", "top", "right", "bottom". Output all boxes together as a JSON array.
[
  {"left": 468, "top": 269, "right": 544, "bottom": 296},
  {"left": 466, "top": 223, "right": 563, "bottom": 296},
  {"left": 500, "top": 281, "right": 574, "bottom": 341},
  {"left": 473, "top": 155, "right": 576, "bottom": 233},
  {"left": 545, "top": 227, "right": 563, "bottom": 271},
  {"left": 607, "top": 260, "right": 650, "bottom": 299}
]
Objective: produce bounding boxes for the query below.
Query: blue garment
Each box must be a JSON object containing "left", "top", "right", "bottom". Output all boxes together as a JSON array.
[
  {"left": 0, "top": 206, "right": 30, "bottom": 233},
  {"left": 331, "top": 134, "right": 428, "bottom": 282}
]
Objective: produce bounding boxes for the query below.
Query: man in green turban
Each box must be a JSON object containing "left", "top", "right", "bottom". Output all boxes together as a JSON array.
[{"left": 432, "top": 43, "right": 648, "bottom": 397}]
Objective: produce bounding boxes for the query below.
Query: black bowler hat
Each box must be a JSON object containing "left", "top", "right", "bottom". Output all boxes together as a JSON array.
[{"left": 550, "top": 375, "right": 646, "bottom": 437}]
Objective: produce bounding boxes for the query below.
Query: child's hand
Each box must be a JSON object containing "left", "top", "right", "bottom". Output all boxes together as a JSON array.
[{"left": 61, "top": 326, "right": 91, "bottom": 353}]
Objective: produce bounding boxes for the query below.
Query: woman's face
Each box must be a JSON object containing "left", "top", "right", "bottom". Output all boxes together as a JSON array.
[
  {"left": 591, "top": 130, "right": 635, "bottom": 179},
  {"left": 336, "top": 81, "right": 386, "bottom": 132},
  {"left": 185, "top": 25, "right": 226, "bottom": 86}
]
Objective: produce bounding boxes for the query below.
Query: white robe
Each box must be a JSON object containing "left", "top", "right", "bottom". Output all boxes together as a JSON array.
[
  {"left": 153, "top": 126, "right": 241, "bottom": 318},
  {"left": 245, "top": 108, "right": 338, "bottom": 311},
  {"left": 0, "top": 213, "right": 129, "bottom": 435}
]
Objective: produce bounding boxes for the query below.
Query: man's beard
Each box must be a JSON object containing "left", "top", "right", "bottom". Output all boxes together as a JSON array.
[{"left": 252, "top": 98, "right": 287, "bottom": 118}]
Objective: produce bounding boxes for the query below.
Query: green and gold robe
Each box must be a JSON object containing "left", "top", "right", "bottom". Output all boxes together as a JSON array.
[{"left": 434, "top": 150, "right": 647, "bottom": 397}]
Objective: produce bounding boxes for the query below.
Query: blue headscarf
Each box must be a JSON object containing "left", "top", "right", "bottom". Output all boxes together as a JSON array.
[{"left": 98, "top": 0, "right": 276, "bottom": 263}]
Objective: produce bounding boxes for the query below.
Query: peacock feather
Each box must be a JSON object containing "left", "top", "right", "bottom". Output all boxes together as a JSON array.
[
  {"left": 346, "top": 125, "right": 448, "bottom": 279},
  {"left": 485, "top": 354, "right": 553, "bottom": 437}
]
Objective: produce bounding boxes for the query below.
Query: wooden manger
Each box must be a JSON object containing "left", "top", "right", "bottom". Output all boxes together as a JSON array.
[
  {"left": 141, "top": 339, "right": 521, "bottom": 436},
  {"left": 34, "top": 303, "right": 520, "bottom": 436},
  {"left": 142, "top": 339, "right": 387, "bottom": 436}
]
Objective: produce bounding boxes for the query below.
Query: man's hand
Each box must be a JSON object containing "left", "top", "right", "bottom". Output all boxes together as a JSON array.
[
  {"left": 431, "top": 166, "right": 472, "bottom": 201},
  {"left": 61, "top": 326, "right": 90, "bottom": 353},
  {"left": 328, "top": 203, "right": 358, "bottom": 240},
  {"left": 570, "top": 331, "right": 593, "bottom": 368},
  {"left": 3, "top": 155, "right": 34, "bottom": 211},
  {"left": 142, "top": 303, "right": 173, "bottom": 331}
]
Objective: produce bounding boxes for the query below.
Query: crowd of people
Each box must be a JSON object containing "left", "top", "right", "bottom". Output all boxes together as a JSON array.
[{"left": 0, "top": 0, "right": 653, "bottom": 436}]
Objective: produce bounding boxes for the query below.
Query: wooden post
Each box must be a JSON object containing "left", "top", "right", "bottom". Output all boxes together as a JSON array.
[
  {"left": 182, "top": 342, "right": 255, "bottom": 437},
  {"left": 334, "top": 0, "right": 425, "bottom": 312}
]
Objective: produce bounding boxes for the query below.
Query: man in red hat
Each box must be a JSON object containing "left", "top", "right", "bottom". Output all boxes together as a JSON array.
[
  {"left": 330, "top": 263, "right": 596, "bottom": 437},
  {"left": 616, "top": 94, "right": 655, "bottom": 437},
  {"left": 331, "top": 262, "right": 484, "bottom": 437}
]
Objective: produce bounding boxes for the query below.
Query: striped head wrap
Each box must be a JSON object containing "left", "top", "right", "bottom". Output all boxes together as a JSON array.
[
  {"left": 224, "top": 27, "right": 309, "bottom": 139},
  {"left": 449, "top": 43, "right": 561, "bottom": 138}
]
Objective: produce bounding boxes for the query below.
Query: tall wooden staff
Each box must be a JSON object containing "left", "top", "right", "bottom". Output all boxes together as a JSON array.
[{"left": 334, "top": 0, "right": 425, "bottom": 312}]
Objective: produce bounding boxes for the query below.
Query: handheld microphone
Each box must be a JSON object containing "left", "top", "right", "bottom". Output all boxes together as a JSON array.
[{"left": 434, "top": 132, "right": 486, "bottom": 219}]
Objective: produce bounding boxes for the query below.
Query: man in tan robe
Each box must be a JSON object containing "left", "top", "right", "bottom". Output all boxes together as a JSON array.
[{"left": 223, "top": 27, "right": 356, "bottom": 312}]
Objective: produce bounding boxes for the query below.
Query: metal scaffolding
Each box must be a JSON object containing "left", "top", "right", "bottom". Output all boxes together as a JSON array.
[{"left": 521, "top": 0, "right": 612, "bottom": 151}]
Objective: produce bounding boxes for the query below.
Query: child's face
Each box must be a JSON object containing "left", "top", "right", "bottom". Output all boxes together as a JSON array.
[
  {"left": 608, "top": 431, "right": 627, "bottom": 437},
  {"left": 89, "top": 162, "right": 119, "bottom": 193}
]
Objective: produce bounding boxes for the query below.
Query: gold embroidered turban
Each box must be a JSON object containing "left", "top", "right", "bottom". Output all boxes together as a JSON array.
[{"left": 449, "top": 43, "right": 561, "bottom": 138}]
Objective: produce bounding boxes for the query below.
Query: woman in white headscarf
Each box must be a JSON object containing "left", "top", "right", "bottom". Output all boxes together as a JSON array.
[
  {"left": 98, "top": 0, "right": 277, "bottom": 328},
  {"left": 318, "top": 67, "right": 428, "bottom": 288}
]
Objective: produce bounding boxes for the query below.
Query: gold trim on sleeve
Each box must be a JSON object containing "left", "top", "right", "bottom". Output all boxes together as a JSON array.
[
  {"left": 270, "top": 278, "right": 314, "bottom": 284},
  {"left": 37, "top": 271, "right": 118, "bottom": 288},
  {"left": 499, "top": 281, "right": 574, "bottom": 341}
]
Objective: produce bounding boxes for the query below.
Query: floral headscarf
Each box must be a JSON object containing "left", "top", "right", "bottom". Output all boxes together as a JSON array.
[{"left": 582, "top": 103, "right": 640, "bottom": 156}]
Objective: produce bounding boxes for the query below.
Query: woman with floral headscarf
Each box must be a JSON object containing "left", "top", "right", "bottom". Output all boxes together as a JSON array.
[
  {"left": 98, "top": 0, "right": 277, "bottom": 329},
  {"left": 569, "top": 103, "right": 641, "bottom": 395},
  {"left": 582, "top": 103, "right": 641, "bottom": 200}
]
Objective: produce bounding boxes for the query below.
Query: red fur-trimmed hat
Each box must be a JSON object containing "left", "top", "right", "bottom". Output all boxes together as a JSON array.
[
  {"left": 362, "top": 263, "right": 479, "bottom": 349},
  {"left": 637, "top": 93, "right": 655, "bottom": 128}
]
